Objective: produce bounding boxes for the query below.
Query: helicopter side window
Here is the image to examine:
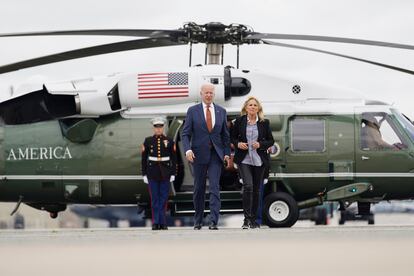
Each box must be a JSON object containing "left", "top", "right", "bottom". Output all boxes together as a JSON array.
[
  {"left": 360, "top": 112, "right": 407, "bottom": 151},
  {"left": 291, "top": 118, "right": 325, "bottom": 152}
]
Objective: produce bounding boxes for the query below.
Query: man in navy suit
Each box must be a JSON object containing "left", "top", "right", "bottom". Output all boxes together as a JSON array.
[{"left": 182, "top": 83, "right": 230, "bottom": 230}]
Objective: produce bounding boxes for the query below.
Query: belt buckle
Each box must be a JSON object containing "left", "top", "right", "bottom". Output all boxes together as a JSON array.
[{"left": 157, "top": 157, "right": 161, "bottom": 161}]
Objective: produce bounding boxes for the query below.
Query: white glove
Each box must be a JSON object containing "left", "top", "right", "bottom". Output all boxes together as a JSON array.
[
  {"left": 143, "top": 175, "right": 148, "bottom": 184},
  {"left": 239, "top": 178, "right": 243, "bottom": 184},
  {"left": 263, "top": 178, "right": 269, "bottom": 185},
  {"left": 170, "top": 175, "right": 175, "bottom": 182}
]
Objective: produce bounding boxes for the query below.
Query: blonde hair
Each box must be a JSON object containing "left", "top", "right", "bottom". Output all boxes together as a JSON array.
[{"left": 241, "top": 96, "right": 264, "bottom": 121}]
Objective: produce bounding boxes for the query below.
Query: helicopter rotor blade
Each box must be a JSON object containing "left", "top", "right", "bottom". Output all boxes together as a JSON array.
[
  {"left": 0, "top": 29, "right": 185, "bottom": 38},
  {"left": 262, "top": 40, "right": 414, "bottom": 76},
  {"left": 248, "top": 33, "right": 414, "bottom": 51},
  {"left": 0, "top": 37, "right": 186, "bottom": 74}
]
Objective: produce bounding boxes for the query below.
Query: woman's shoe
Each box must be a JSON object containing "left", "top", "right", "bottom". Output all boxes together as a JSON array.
[{"left": 242, "top": 220, "right": 249, "bottom": 229}]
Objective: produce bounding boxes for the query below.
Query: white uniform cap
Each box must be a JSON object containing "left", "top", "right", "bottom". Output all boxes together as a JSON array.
[{"left": 151, "top": 117, "right": 165, "bottom": 126}]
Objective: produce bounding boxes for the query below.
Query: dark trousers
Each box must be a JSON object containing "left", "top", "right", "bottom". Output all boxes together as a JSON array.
[
  {"left": 148, "top": 179, "right": 170, "bottom": 225},
  {"left": 256, "top": 181, "right": 264, "bottom": 224},
  {"left": 238, "top": 163, "right": 265, "bottom": 223},
  {"left": 193, "top": 149, "right": 222, "bottom": 225}
]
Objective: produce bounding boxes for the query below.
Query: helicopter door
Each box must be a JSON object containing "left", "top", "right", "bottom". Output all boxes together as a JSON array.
[
  {"left": 166, "top": 118, "right": 184, "bottom": 195},
  {"left": 354, "top": 110, "right": 414, "bottom": 198},
  {"left": 326, "top": 115, "right": 355, "bottom": 183},
  {"left": 284, "top": 116, "right": 331, "bottom": 196}
]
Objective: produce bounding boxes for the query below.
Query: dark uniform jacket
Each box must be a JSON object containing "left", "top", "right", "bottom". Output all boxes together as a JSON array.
[
  {"left": 141, "top": 135, "right": 177, "bottom": 181},
  {"left": 231, "top": 115, "right": 274, "bottom": 167}
]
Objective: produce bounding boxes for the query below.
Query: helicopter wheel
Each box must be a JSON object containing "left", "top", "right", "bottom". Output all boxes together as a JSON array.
[
  {"left": 263, "top": 192, "right": 299, "bottom": 228},
  {"left": 368, "top": 214, "right": 375, "bottom": 225},
  {"left": 339, "top": 211, "right": 346, "bottom": 225},
  {"left": 314, "top": 208, "right": 328, "bottom": 225},
  {"left": 49, "top": 212, "right": 58, "bottom": 219}
]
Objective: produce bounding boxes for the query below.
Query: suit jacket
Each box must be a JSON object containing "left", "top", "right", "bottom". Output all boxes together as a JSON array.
[
  {"left": 182, "top": 103, "right": 231, "bottom": 164},
  {"left": 231, "top": 115, "right": 274, "bottom": 167}
]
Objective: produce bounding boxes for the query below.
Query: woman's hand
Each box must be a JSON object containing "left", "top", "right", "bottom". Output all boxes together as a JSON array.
[
  {"left": 238, "top": 142, "right": 249, "bottom": 150},
  {"left": 252, "top": 142, "right": 260, "bottom": 149}
]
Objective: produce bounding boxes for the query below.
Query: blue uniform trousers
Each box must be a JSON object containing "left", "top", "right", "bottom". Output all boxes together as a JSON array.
[
  {"left": 193, "top": 148, "right": 222, "bottom": 225},
  {"left": 148, "top": 179, "right": 170, "bottom": 225}
]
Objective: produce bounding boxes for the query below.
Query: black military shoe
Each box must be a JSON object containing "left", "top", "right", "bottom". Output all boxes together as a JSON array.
[
  {"left": 208, "top": 223, "right": 218, "bottom": 230},
  {"left": 152, "top": 224, "right": 160, "bottom": 230},
  {"left": 194, "top": 224, "right": 202, "bottom": 230},
  {"left": 160, "top": 224, "right": 168, "bottom": 230},
  {"left": 242, "top": 220, "right": 249, "bottom": 229}
]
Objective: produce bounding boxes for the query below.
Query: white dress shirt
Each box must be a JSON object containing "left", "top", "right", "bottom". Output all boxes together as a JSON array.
[{"left": 202, "top": 101, "right": 215, "bottom": 129}]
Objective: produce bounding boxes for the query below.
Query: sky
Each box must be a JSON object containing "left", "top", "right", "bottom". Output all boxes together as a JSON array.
[{"left": 0, "top": 0, "right": 413, "bottom": 116}]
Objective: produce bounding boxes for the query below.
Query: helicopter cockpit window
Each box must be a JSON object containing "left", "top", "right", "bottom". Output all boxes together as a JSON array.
[
  {"left": 392, "top": 109, "right": 414, "bottom": 142},
  {"left": 291, "top": 118, "right": 325, "bottom": 152},
  {"left": 360, "top": 112, "right": 407, "bottom": 151}
]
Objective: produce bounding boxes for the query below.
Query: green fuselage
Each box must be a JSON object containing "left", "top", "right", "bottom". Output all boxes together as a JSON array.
[{"left": 1, "top": 111, "right": 414, "bottom": 211}]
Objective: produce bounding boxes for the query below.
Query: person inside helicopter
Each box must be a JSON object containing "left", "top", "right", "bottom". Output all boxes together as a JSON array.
[{"left": 361, "top": 113, "right": 406, "bottom": 150}]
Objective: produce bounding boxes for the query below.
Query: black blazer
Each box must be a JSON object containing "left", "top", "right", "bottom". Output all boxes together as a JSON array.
[{"left": 231, "top": 115, "right": 275, "bottom": 167}]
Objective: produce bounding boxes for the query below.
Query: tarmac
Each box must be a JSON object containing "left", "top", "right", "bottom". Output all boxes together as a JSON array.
[{"left": 1, "top": 224, "right": 414, "bottom": 276}]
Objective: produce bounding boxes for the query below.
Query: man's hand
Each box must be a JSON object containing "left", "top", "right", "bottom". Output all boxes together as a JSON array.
[
  {"left": 252, "top": 141, "right": 260, "bottom": 150},
  {"left": 238, "top": 142, "right": 248, "bottom": 150},
  {"left": 170, "top": 175, "right": 175, "bottom": 182},
  {"left": 186, "top": 150, "right": 195, "bottom": 163},
  {"left": 143, "top": 175, "right": 148, "bottom": 184}
]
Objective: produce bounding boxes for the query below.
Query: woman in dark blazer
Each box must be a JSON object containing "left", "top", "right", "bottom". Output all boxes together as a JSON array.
[{"left": 231, "top": 96, "right": 274, "bottom": 229}]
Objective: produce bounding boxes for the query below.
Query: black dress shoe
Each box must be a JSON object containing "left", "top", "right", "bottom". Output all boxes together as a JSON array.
[
  {"left": 242, "top": 220, "right": 249, "bottom": 229},
  {"left": 160, "top": 224, "right": 168, "bottom": 230},
  {"left": 194, "top": 224, "right": 202, "bottom": 230},
  {"left": 152, "top": 224, "right": 160, "bottom": 230},
  {"left": 208, "top": 223, "right": 218, "bottom": 230}
]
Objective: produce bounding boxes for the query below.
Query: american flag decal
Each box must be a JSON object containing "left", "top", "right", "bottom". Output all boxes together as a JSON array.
[{"left": 137, "top": 72, "right": 189, "bottom": 99}]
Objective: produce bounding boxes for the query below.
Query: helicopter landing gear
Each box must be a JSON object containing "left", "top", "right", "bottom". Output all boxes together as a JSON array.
[
  {"left": 263, "top": 192, "right": 299, "bottom": 228},
  {"left": 338, "top": 202, "right": 375, "bottom": 225},
  {"left": 49, "top": 212, "right": 58, "bottom": 219}
]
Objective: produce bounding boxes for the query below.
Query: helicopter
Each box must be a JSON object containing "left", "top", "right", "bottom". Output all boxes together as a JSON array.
[{"left": 0, "top": 22, "right": 414, "bottom": 227}]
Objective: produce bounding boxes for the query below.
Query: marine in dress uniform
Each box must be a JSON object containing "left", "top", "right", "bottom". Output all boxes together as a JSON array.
[{"left": 141, "top": 117, "right": 177, "bottom": 230}]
